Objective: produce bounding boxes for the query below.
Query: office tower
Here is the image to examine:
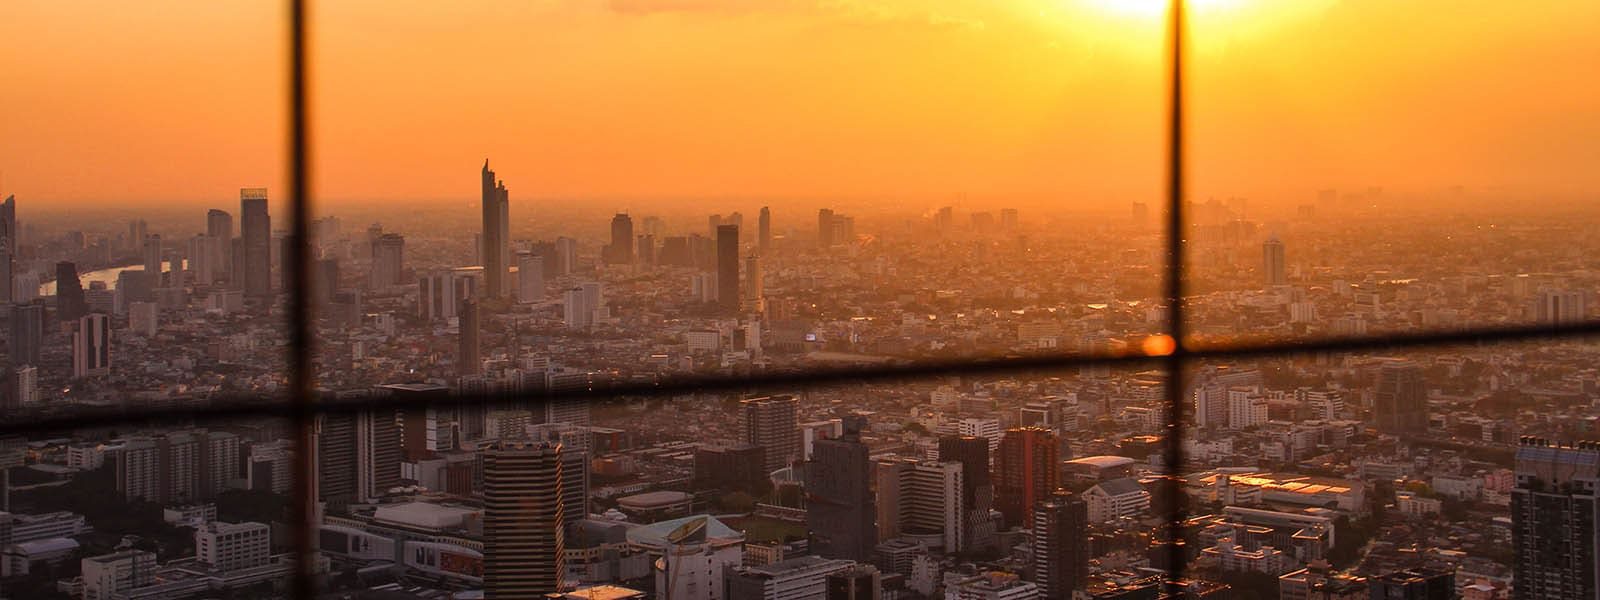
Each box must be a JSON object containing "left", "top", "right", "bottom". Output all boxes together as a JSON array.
[
  {"left": 606, "top": 213, "right": 635, "bottom": 265},
  {"left": 726, "top": 556, "right": 856, "bottom": 600},
  {"left": 141, "top": 234, "right": 163, "bottom": 285},
  {"left": 1000, "top": 208, "right": 1018, "bottom": 231},
  {"left": 8, "top": 304, "right": 43, "bottom": 367},
  {"left": 206, "top": 209, "right": 232, "bottom": 281},
  {"left": 418, "top": 268, "right": 480, "bottom": 322},
  {"left": 938, "top": 435, "right": 995, "bottom": 549},
  {"left": 517, "top": 253, "right": 544, "bottom": 303},
  {"left": 1535, "top": 289, "right": 1587, "bottom": 325},
  {"left": 0, "top": 195, "right": 13, "bottom": 304},
  {"left": 555, "top": 237, "right": 578, "bottom": 275},
  {"left": 187, "top": 235, "right": 217, "bottom": 285},
  {"left": 55, "top": 261, "right": 87, "bottom": 322},
  {"left": 1263, "top": 235, "right": 1287, "bottom": 287},
  {"left": 818, "top": 208, "right": 835, "bottom": 248},
  {"left": 1370, "top": 567, "right": 1455, "bottom": 600},
  {"left": 312, "top": 258, "right": 339, "bottom": 306},
  {"left": 758, "top": 206, "right": 772, "bottom": 255},
  {"left": 827, "top": 564, "right": 882, "bottom": 600},
  {"left": 531, "top": 422, "right": 591, "bottom": 523},
  {"left": 370, "top": 233, "right": 405, "bottom": 288},
  {"left": 196, "top": 521, "right": 271, "bottom": 573},
  {"left": 72, "top": 314, "right": 112, "bottom": 378},
  {"left": 716, "top": 224, "right": 740, "bottom": 313},
  {"left": 315, "top": 408, "right": 402, "bottom": 503},
  {"left": 744, "top": 255, "right": 764, "bottom": 313},
  {"left": 1033, "top": 491, "right": 1088, "bottom": 600},
  {"left": 807, "top": 415, "right": 876, "bottom": 561},
  {"left": 459, "top": 299, "right": 481, "bottom": 376},
  {"left": 240, "top": 188, "right": 271, "bottom": 297},
  {"left": 481, "top": 161, "right": 512, "bottom": 298},
  {"left": 1512, "top": 439, "right": 1600, "bottom": 600},
  {"left": 875, "top": 458, "right": 965, "bottom": 552},
  {"left": 636, "top": 234, "right": 656, "bottom": 266},
  {"left": 957, "top": 417, "right": 1003, "bottom": 459},
  {"left": 1374, "top": 360, "right": 1427, "bottom": 434},
  {"left": 996, "top": 427, "right": 1059, "bottom": 529},
  {"left": 482, "top": 440, "right": 566, "bottom": 598},
  {"left": 563, "top": 287, "right": 589, "bottom": 329},
  {"left": 741, "top": 395, "right": 800, "bottom": 474}
]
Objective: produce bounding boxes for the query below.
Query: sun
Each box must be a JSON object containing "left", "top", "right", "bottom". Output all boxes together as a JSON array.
[{"left": 1083, "top": 0, "right": 1247, "bottom": 19}]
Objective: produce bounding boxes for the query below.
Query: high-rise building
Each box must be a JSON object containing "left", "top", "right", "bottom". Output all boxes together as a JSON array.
[
  {"left": 0, "top": 195, "right": 15, "bottom": 304},
  {"left": 517, "top": 252, "right": 544, "bottom": 304},
  {"left": 607, "top": 213, "right": 635, "bottom": 265},
  {"left": 1369, "top": 567, "right": 1455, "bottom": 600},
  {"left": 826, "top": 564, "right": 882, "bottom": 600},
  {"left": 1534, "top": 289, "right": 1587, "bottom": 325},
  {"left": 818, "top": 209, "right": 835, "bottom": 248},
  {"left": 481, "top": 161, "right": 511, "bottom": 298},
  {"left": 744, "top": 255, "right": 764, "bottom": 313},
  {"left": 875, "top": 458, "right": 965, "bottom": 552},
  {"left": 315, "top": 407, "right": 402, "bottom": 503},
  {"left": 195, "top": 521, "right": 271, "bottom": 573},
  {"left": 1032, "top": 491, "right": 1088, "bottom": 600},
  {"left": 938, "top": 435, "right": 995, "bottom": 550},
  {"left": 1374, "top": 360, "right": 1427, "bottom": 434},
  {"left": 7, "top": 304, "right": 43, "bottom": 368},
  {"left": 1263, "top": 235, "right": 1287, "bottom": 287},
  {"left": 206, "top": 208, "right": 232, "bottom": 282},
  {"left": 758, "top": 206, "right": 772, "bottom": 255},
  {"left": 240, "top": 188, "right": 272, "bottom": 297},
  {"left": 563, "top": 287, "right": 590, "bottom": 329},
  {"left": 370, "top": 233, "right": 405, "bottom": 289},
  {"left": 187, "top": 235, "right": 218, "bottom": 286},
  {"left": 716, "top": 224, "right": 740, "bottom": 313},
  {"left": 142, "top": 234, "right": 163, "bottom": 285},
  {"left": 1512, "top": 438, "right": 1600, "bottom": 600},
  {"left": 807, "top": 415, "right": 876, "bottom": 561},
  {"left": 741, "top": 395, "right": 800, "bottom": 474},
  {"left": 483, "top": 440, "right": 566, "bottom": 598},
  {"left": 996, "top": 427, "right": 1059, "bottom": 529},
  {"left": 73, "top": 313, "right": 112, "bottom": 378},
  {"left": 1000, "top": 208, "right": 1019, "bottom": 231},
  {"left": 459, "top": 299, "right": 481, "bottom": 376},
  {"left": 418, "top": 267, "right": 481, "bottom": 322},
  {"left": 56, "top": 261, "right": 87, "bottom": 322}
]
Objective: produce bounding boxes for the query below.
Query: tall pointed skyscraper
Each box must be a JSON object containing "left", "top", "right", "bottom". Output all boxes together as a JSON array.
[
  {"left": 758, "top": 206, "right": 772, "bottom": 255},
  {"left": 240, "top": 188, "right": 272, "bottom": 297},
  {"left": 481, "top": 161, "right": 511, "bottom": 298}
]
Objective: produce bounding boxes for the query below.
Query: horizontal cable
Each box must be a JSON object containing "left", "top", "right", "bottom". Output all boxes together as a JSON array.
[{"left": 1, "top": 319, "right": 1597, "bottom": 435}]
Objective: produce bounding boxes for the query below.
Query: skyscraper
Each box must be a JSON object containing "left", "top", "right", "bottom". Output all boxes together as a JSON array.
[
  {"left": 142, "top": 235, "right": 163, "bottom": 285},
  {"left": 606, "top": 213, "right": 634, "bottom": 265},
  {"left": 481, "top": 161, "right": 511, "bottom": 298},
  {"left": 1033, "top": 491, "right": 1088, "bottom": 600},
  {"left": 875, "top": 457, "right": 965, "bottom": 552},
  {"left": 459, "top": 299, "right": 481, "bottom": 376},
  {"left": 0, "top": 195, "right": 14, "bottom": 304},
  {"left": 1535, "top": 289, "right": 1587, "bottom": 325},
  {"left": 996, "top": 427, "right": 1059, "bottom": 529},
  {"left": 483, "top": 440, "right": 566, "bottom": 598},
  {"left": 741, "top": 395, "right": 799, "bottom": 474},
  {"left": 8, "top": 304, "right": 43, "bottom": 368},
  {"left": 315, "top": 408, "right": 402, "bottom": 503},
  {"left": 743, "top": 255, "right": 764, "bottom": 314},
  {"left": 938, "top": 435, "right": 995, "bottom": 550},
  {"left": 73, "top": 313, "right": 112, "bottom": 378},
  {"left": 370, "top": 233, "right": 405, "bottom": 289},
  {"left": 818, "top": 208, "right": 834, "bottom": 248},
  {"left": 240, "top": 188, "right": 272, "bottom": 297},
  {"left": 758, "top": 206, "right": 772, "bottom": 255},
  {"left": 187, "top": 235, "right": 217, "bottom": 286},
  {"left": 206, "top": 209, "right": 233, "bottom": 282},
  {"left": 806, "top": 415, "right": 876, "bottom": 561},
  {"left": 1374, "top": 360, "right": 1427, "bottom": 434},
  {"left": 517, "top": 252, "right": 544, "bottom": 304},
  {"left": 562, "top": 287, "right": 589, "bottom": 329},
  {"left": 1263, "top": 235, "right": 1287, "bottom": 287},
  {"left": 1512, "top": 438, "right": 1600, "bottom": 600},
  {"left": 55, "top": 261, "right": 87, "bottom": 322},
  {"left": 716, "top": 224, "right": 740, "bottom": 313}
]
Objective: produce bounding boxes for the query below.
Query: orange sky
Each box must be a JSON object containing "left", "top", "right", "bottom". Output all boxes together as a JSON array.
[{"left": 2, "top": 1, "right": 1597, "bottom": 210}]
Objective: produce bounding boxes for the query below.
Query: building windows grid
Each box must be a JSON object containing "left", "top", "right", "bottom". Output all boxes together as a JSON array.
[{"left": 4, "top": 2, "right": 1599, "bottom": 599}]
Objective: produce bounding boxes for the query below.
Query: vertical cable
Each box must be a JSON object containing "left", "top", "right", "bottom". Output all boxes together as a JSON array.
[
  {"left": 287, "top": 0, "right": 318, "bottom": 597},
  {"left": 1161, "top": 0, "right": 1190, "bottom": 586}
]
